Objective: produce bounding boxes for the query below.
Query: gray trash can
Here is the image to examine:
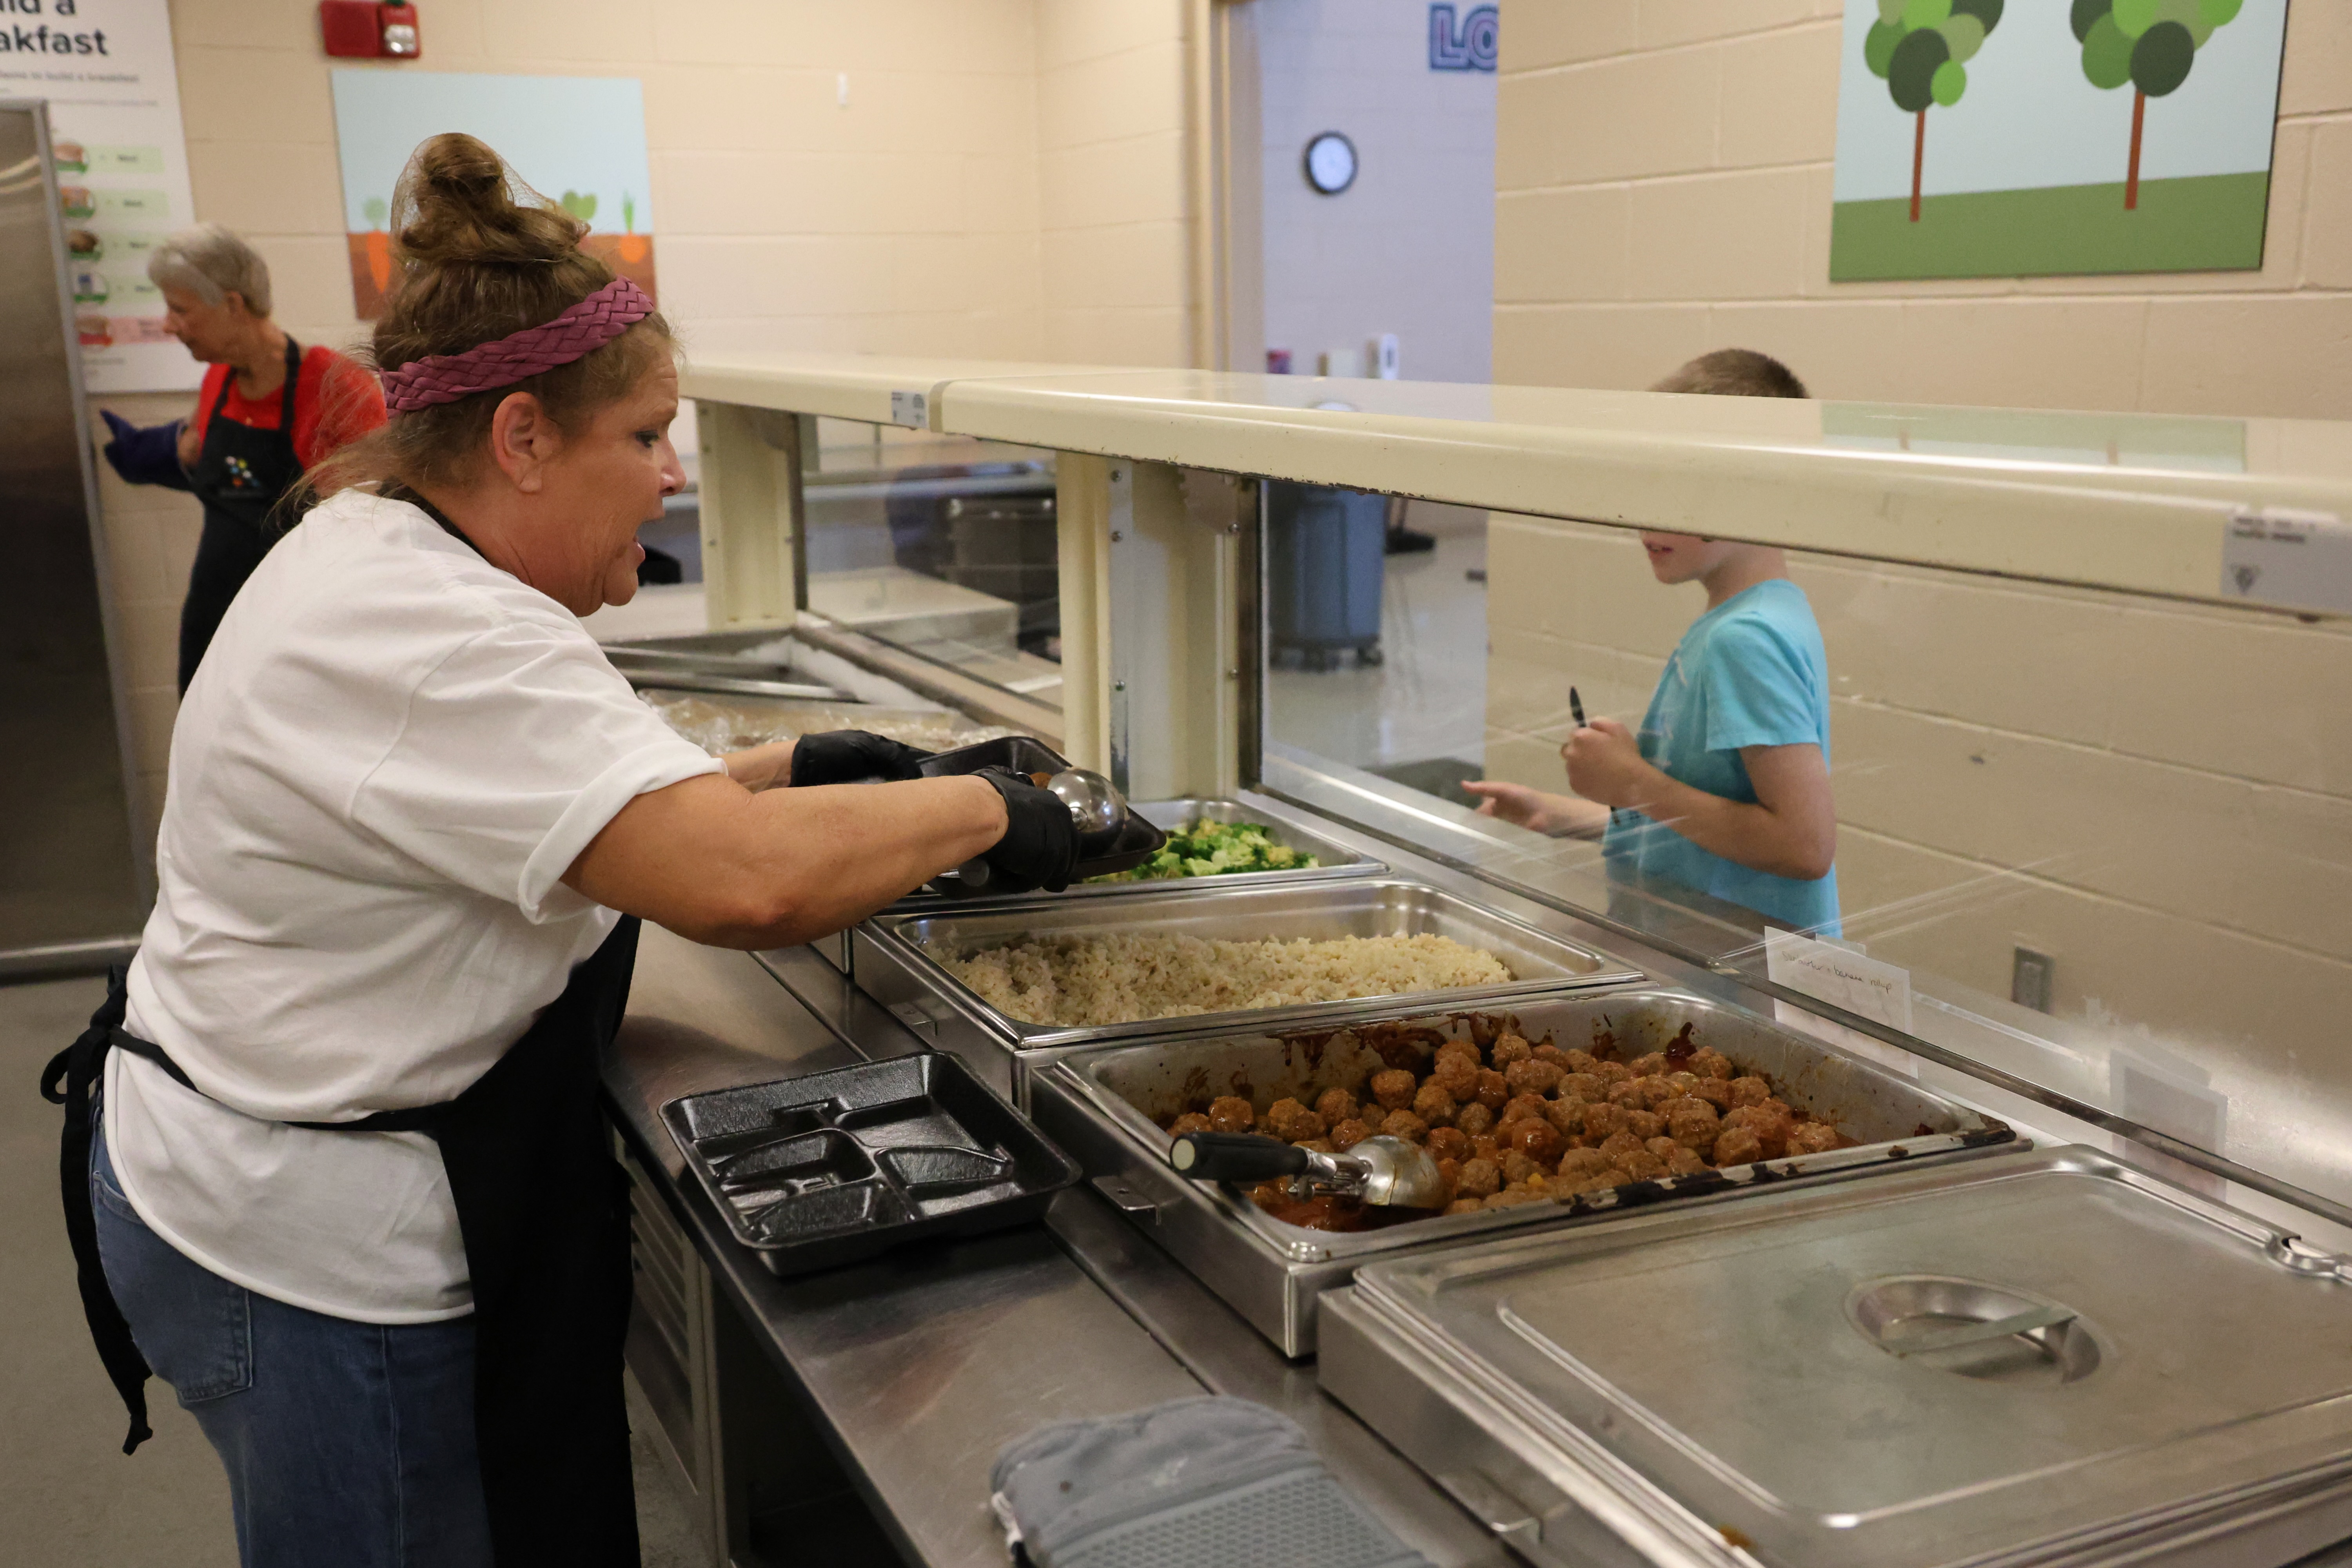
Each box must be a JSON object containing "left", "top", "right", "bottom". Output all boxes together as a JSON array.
[{"left": 1266, "top": 482, "right": 1385, "bottom": 669}]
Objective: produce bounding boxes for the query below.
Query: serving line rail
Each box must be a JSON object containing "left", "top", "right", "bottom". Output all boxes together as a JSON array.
[
  {"left": 602, "top": 922, "right": 1514, "bottom": 1568},
  {"left": 688, "top": 352, "right": 2352, "bottom": 626}
]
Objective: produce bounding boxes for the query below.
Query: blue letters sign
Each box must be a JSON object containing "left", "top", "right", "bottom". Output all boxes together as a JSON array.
[{"left": 1428, "top": 4, "right": 1497, "bottom": 72}]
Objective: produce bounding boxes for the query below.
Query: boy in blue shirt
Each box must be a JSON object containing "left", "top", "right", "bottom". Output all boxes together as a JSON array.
[{"left": 1463, "top": 350, "right": 1839, "bottom": 935}]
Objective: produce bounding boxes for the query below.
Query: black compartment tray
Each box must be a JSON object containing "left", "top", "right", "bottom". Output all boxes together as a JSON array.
[{"left": 662, "top": 1052, "right": 1081, "bottom": 1276}]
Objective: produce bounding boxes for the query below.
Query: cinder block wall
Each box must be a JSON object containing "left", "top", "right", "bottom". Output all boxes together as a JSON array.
[
  {"left": 100, "top": 0, "right": 1200, "bottom": 834},
  {"left": 1486, "top": 5, "right": 2352, "bottom": 1111},
  {"left": 1038, "top": 0, "right": 1199, "bottom": 364},
  {"left": 1494, "top": 1, "right": 2351, "bottom": 416}
]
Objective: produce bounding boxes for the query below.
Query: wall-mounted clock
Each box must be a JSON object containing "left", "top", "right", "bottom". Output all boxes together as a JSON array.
[{"left": 1303, "top": 131, "right": 1357, "bottom": 195}]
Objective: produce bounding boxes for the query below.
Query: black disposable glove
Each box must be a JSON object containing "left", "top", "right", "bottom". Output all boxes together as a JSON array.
[
  {"left": 969, "top": 766, "right": 1080, "bottom": 894},
  {"left": 99, "top": 410, "right": 193, "bottom": 491},
  {"left": 788, "top": 730, "right": 934, "bottom": 788}
]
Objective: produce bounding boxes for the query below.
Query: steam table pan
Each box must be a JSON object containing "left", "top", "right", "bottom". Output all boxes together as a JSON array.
[
  {"left": 884, "top": 795, "right": 1385, "bottom": 907},
  {"left": 1321, "top": 1145, "right": 2352, "bottom": 1568},
  {"left": 1027, "top": 986, "right": 2012, "bottom": 1355},
  {"left": 661, "top": 1052, "right": 1080, "bottom": 1276},
  {"left": 856, "top": 876, "right": 1645, "bottom": 1065}
]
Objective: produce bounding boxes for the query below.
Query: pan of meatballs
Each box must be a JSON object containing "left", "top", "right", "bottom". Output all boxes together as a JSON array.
[{"left": 1026, "top": 987, "right": 2013, "bottom": 1355}]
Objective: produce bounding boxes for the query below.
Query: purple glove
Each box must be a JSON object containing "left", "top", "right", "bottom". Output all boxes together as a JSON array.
[{"left": 100, "top": 410, "right": 193, "bottom": 491}]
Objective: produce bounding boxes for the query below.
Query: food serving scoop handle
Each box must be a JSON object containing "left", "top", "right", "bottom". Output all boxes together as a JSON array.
[
  {"left": 1168, "top": 1131, "right": 1447, "bottom": 1209},
  {"left": 1168, "top": 1131, "right": 1309, "bottom": 1184}
]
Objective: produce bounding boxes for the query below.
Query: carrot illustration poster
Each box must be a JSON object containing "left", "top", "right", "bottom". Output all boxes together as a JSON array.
[
  {"left": 329, "top": 71, "right": 656, "bottom": 318},
  {"left": 1829, "top": 0, "right": 2286, "bottom": 280}
]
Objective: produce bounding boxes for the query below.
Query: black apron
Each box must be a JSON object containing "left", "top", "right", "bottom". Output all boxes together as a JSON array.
[
  {"left": 178, "top": 336, "right": 306, "bottom": 694},
  {"left": 42, "top": 918, "right": 646, "bottom": 1568}
]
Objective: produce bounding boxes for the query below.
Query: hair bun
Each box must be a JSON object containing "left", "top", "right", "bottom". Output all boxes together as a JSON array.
[
  {"left": 317, "top": 129, "right": 670, "bottom": 508},
  {"left": 392, "top": 131, "right": 583, "bottom": 269}
]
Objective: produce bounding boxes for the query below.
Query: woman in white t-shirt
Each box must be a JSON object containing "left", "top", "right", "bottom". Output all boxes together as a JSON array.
[{"left": 45, "top": 134, "right": 1080, "bottom": 1568}]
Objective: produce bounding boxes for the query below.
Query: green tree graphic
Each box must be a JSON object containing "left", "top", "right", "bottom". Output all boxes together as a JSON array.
[
  {"left": 1864, "top": 0, "right": 2005, "bottom": 222},
  {"left": 559, "top": 190, "right": 599, "bottom": 224},
  {"left": 2074, "top": 0, "right": 2241, "bottom": 210}
]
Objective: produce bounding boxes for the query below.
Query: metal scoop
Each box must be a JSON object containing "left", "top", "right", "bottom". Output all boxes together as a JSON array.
[
  {"left": 1044, "top": 767, "right": 1129, "bottom": 848},
  {"left": 955, "top": 766, "right": 1132, "bottom": 889},
  {"left": 1167, "top": 1131, "right": 1449, "bottom": 1209}
]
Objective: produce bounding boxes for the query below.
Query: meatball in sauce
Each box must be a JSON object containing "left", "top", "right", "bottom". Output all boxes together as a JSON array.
[{"left": 1153, "top": 1015, "right": 1851, "bottom": 1233}]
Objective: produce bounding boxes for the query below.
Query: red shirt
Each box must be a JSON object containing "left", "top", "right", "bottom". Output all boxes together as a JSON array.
[{"left": 190, "top": 345, "right": 387, "bottom": 468}]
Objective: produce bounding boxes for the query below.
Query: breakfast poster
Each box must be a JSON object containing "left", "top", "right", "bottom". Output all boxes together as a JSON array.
[
  {"left": 1, "top": 0, "right": 203, "bottom": 391},
  {"left": 1829, "top": 0, "right": 2289, "bottom": 279},
  {"left": 330, "top": 71, "right": 657, "bottom": 319}
]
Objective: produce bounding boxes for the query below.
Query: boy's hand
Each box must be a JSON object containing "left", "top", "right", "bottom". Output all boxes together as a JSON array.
[
  {"left": 1461, "top": 779, "right": 1612, "bottom": 838},
  {"left": 1562, "top": 718, "right": 1656, "bottom": 810},
  {"left": 1461, "top": 779, "right": 1555, "bottom": 831}
]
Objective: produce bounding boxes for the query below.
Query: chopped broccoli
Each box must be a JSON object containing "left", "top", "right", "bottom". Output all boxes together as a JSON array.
[{"left": 1088, "top": 818, "right": 1320, "bottom": 882}]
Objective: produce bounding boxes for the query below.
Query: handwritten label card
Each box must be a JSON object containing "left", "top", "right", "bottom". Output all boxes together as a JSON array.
[{"left": 1766, "top": 928, "right": 1918, "bottom": 1077}]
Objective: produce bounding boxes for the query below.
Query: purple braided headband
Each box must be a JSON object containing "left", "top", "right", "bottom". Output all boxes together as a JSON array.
[{"left": 379, "top": 277, "right": 655, "bottom": 414}]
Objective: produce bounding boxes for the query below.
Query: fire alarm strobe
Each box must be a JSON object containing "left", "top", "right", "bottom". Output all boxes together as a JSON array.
[{"left": 321, "top": 2, "right": 419, "bottom": 59}]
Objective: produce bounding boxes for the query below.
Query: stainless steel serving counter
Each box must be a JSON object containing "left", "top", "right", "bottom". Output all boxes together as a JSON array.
[
  {"left": 603, "top": 921, "right": 1514, "bottom": 1568},
  {"left": 601, "top": 806, "right": 2352, "bottom": 1568}
]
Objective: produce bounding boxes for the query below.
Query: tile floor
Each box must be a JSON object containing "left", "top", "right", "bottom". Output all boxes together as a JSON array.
[
  {"left": 0, "top": 971, "right": 710, "bottom": 1568},
  {"left": 1267, "top": 505, "right": 1490, "bottom": 788}
]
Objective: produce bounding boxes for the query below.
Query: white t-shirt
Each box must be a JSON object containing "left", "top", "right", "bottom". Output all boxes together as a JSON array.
[{"left": 105, "top": 490, "right": 722, "bottom": 1323}]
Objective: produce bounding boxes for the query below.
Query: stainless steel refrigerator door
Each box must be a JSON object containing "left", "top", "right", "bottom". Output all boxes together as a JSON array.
[{"left": 0, "top": 102, "right": 150, "bottom": 971}]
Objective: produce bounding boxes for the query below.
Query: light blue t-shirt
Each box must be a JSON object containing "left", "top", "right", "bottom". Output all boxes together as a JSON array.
[{"left": 1601, "top": 579, "right": 1841, "bottom": 936}]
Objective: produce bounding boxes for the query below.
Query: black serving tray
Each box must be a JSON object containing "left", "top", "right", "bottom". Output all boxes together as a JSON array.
[
  {"left": 917, "top": 736, "right": 1167, "bottom": 892},
  {"left": 919, "top": 735, "right": 1071, "bottom": 781},
  {"left": 662, "top": 1052, "right": 1081, "bottom": 1276}
]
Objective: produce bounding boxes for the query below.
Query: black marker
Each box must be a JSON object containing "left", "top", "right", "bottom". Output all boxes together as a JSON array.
[{"left": 1570, "top": 686, "right": 1587, "bottom": 730}]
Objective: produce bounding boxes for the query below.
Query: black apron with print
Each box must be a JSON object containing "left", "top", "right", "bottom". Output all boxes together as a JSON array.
[
  {"left": 179, "top": 336, "right": 306, "bottom": 694},
  {"left": 42, "top": 919, "right": 646, "bottom": 1568}
]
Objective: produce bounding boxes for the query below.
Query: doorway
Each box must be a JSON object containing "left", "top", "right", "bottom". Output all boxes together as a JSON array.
[{"left": 1228, "top": 0, "right": 1499, "bottom": 805}]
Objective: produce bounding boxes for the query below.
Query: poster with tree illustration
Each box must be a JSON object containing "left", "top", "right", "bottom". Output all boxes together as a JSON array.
[
  {"left": 329, "top": 71, "right": 656, "bottom": 318},
  {"left": 1829, "top": 0, "right": 2285, "bottom": 280}
]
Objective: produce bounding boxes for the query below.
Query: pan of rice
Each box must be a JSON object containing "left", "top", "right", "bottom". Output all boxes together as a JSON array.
[
  {"left": 642, "top": 690, "right": 1015, "bottom": 755},
  {"left": 857, "top": 878, "right": 1642, "bottom": 1052}
]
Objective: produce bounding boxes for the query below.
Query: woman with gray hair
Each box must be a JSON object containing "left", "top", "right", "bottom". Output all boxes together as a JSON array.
[{"left": 99, "top": 222, "right": 384, "bottom": 691}]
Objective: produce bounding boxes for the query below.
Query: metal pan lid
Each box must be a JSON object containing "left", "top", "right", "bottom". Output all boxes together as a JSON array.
[{"left": 1342, "top": 1146, "right": 2352, "bottom": 1568}]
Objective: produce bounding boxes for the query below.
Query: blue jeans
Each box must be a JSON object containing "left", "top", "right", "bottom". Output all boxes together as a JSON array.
[{"left": 91, "top": 1120, "right": 494, "bottom": 1568}]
